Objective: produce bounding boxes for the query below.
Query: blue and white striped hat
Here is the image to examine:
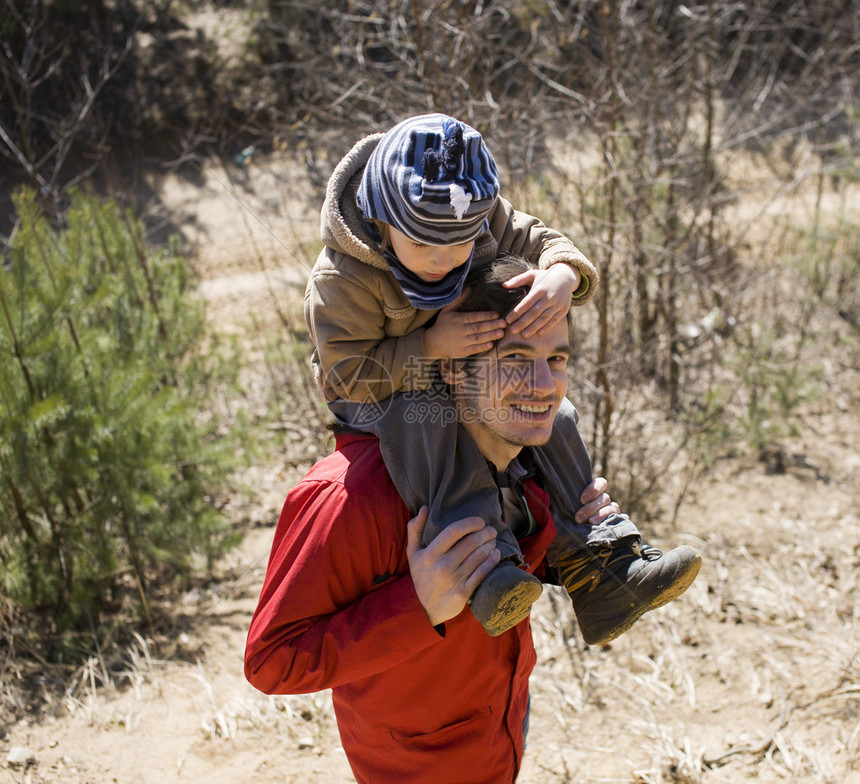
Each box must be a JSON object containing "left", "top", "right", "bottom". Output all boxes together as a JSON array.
[{"left": 356, "top": 114, "right": 500, "bottom": 246}]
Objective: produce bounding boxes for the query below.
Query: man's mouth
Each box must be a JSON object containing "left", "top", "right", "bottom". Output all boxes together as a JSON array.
[{"left": 511, "top": 403, "right": 553, "bottom": 415}]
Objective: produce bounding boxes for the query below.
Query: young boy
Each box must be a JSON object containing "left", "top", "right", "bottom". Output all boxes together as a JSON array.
[{"left": 304, "top": 113, "right": 700, "bottom": 642}]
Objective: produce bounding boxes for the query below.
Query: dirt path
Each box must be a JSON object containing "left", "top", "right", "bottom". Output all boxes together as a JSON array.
[{"left": 3, "top": 156, "right": 859, "bottom": 784}]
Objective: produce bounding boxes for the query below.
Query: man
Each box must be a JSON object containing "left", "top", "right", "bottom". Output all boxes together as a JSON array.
[{"left": 244, "top": 254, "right": 697, "bottom": 783}]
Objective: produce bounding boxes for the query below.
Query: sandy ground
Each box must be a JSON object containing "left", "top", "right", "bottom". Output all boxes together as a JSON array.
[{"left": 2, "top": 154, "right": 858, "bottom": 784}]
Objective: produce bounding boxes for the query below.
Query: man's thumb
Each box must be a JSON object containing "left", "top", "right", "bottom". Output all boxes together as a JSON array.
[{"left": 406, "top": 506, "right": 429, "bottom": 555}]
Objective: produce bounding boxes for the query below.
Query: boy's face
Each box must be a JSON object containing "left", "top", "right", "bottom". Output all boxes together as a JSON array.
[{"left": 388, "top": 226, "right": 474, "bottom": 283}]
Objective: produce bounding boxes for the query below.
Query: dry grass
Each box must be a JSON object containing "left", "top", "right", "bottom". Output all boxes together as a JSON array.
[
  {"left": 517, "top": 456, "right": 860, "bottom": 784},
  {"left": 2, "top": 145, "right": 858, "bottom": 784}
]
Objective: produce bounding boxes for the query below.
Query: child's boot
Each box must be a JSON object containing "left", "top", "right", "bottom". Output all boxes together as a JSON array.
[
  {"left": 470, "top": 559, "right": 543, "bottom": 636},
  {"left": 557, "top": 539, "right": 701, "bottom": 645}
]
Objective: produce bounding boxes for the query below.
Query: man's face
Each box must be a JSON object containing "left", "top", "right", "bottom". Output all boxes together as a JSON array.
[{"left": 453, "top": 317, "right": 570, "bottom": 468}]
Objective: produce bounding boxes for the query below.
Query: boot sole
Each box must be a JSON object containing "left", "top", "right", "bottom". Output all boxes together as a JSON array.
[
  {"left": 472, "top": 579, "right": 543, "bottom": 637},
  {"left": 581, "top": 553, "right": 702, "bottom": 646}
]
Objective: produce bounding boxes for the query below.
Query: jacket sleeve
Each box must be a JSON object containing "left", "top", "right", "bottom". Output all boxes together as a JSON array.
[
  {"left": 244, "top": 478, "right": 443, "bottom": 695},
  {"left": 305, "top": 266, "right": 433, "bottom": 402},
  {"left": 487, "top": 196, "right": 598, "bottom": 305}
]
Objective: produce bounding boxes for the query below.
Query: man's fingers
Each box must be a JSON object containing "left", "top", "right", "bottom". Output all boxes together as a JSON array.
[
  {"left": 574, "top": 493, "right": 610, "bottom": 522},
  {"left": 588, "top": 501, "right": 621, "bottom": 524},
  {"left": 423, "top": 515, "right": 487, "bottom": 555},
  {"left": 575, "top": 495, "right": 619, "bottom": 524},
  {"left": 580, "top": 476, "right": 609, "bottom": 504},
  {"left": 444, "top": 524, "right": 497, "bottom": 569},
  {"left": 406, "top": 506, "right": 429, "bottom": 556},
  {"left": 407, "top": 515, "right": 499, "bottom": 626},
  {"left": 423, "top": 518, "right": 497, "bottom": 579},
  {"left": 460, "top": 544, "right": 501, "bottom": 596}
]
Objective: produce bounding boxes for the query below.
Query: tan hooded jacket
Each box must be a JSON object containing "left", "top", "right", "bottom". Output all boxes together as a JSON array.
[{"left": 305, "top": 132, "right": 599, "bottom": 404}]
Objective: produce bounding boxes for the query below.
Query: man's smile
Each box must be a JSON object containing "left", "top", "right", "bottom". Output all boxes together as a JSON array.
[
  {"left": 508, "top": 399, "right": 558, "bottom": 421},
  {"left": 511, "top": 403, "right": 552, "bottom": 413}
]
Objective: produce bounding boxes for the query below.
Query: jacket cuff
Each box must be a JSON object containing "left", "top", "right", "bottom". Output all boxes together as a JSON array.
[
  {"left": 571, "top": 274, "right": 590, "bottom": 300},
  {"left": 546, "top": 255, "right": 598, "bottom": 306}
]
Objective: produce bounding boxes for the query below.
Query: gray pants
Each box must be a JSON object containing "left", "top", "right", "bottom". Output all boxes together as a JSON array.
[{"left": 328, "top": 386, "right": 640, "bottom": 568}]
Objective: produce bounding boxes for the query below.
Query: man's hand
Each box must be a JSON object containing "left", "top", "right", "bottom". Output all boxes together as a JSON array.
[
  {"left": 575, "top": 476, "right": 622, "bottom": 524},
  {"left": 406, "top": 507, "right": 500, "bottom": 627}
]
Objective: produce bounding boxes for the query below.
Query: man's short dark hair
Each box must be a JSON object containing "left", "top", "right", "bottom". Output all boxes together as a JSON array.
[{"left": 457, "top": 253, "right": 533, "bottom": 318}]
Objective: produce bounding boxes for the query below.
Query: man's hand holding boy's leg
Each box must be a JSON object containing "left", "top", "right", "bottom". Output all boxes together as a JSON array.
[
  {"left": 576, "top": 476, "right": 622, "bottom": 525},
  {"left": 407, "top": 507, "right": 500, "bottom": 628}
]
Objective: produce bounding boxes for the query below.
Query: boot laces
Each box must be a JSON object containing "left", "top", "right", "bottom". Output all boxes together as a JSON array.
[{"left": 558, "top": 546, "right": 638, "bottom": 594}]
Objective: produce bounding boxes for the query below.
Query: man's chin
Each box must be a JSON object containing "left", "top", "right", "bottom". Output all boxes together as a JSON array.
[
  {"left": 505, "top": 410, "right": 556, "bottom": 444},
  {"left": 502, "top": 428, "right": 554, "bottom": 449}
]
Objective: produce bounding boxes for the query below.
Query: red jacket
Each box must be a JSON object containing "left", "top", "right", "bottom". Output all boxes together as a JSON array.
[{"left": 244, "top": 433, "right": 557, "bottom": 784}]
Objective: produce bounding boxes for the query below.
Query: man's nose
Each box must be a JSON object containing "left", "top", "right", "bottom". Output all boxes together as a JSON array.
[{"left": 528, "top": 360, "right": 555, "bottom": 394}]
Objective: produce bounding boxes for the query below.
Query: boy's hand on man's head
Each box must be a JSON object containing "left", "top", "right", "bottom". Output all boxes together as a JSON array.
[
  {"left": 423, "top": 290, "right": 506, "bottom": 360},
  {"left": 503, "top": 263, "right": 580, "bottom": 338}
]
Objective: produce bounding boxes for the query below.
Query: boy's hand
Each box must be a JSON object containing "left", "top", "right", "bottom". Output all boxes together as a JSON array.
[
  {"left": 406, "top": 507, "right": 500, "bottom": 627},
  {"left": 503, "top": 263, "right": 580, "bottom": 338},
  {"left": 423, "top": 291, "right": 506, "bottom": 360}
]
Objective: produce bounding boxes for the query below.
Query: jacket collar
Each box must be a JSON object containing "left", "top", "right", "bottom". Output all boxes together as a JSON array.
[{"left": 320, "top": 133, "right": 390, "bottom": 270}]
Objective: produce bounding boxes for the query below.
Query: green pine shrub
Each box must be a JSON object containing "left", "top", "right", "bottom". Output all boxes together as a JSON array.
[{"left": 0, "top": 189, "right": 236, "bottom": 638}]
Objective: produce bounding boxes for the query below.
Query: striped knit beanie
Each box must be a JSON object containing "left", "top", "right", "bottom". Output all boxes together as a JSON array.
[{"left": 356, "top": 114, "right": 500, "bottom": 246}]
